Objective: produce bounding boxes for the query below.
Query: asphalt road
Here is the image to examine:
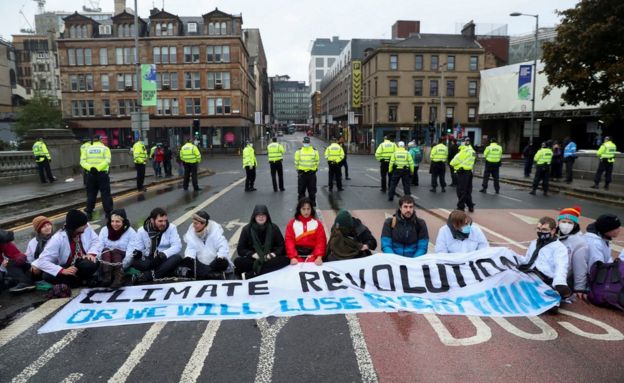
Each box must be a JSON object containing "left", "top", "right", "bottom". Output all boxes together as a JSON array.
[{"left": 0, "top": 132, "right": 623, "bottom": 383}]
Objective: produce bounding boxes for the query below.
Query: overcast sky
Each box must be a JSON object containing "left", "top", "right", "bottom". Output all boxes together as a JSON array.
[{"left": 1, "top": 0, "right": 579, "bottom": 81}]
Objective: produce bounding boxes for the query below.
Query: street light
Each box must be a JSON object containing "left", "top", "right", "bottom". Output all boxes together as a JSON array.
[{"left": 510, "top": 11, "right": 539, "bottom": 145}]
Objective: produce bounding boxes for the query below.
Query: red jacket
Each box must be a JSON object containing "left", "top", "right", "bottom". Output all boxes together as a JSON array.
[
  {"left": 154, "top": 148, "right": 165, "bottom": 162},
  {"left": 285, "top": 215, "right": 327, "bottom": 262},
  {"left": 1, "top": 242, "right": 27, "bottom": 266}
]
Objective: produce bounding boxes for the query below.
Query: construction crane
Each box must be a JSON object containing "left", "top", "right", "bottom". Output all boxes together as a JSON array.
[
  {"left": 33, "top": 0, "right": 45, "bottom": 14},
  {"left": 19, "top": 5, "right": 35, "bottom": 34},
  {"left": 83, "top": 0, "right": 102, "bottom": 12}
]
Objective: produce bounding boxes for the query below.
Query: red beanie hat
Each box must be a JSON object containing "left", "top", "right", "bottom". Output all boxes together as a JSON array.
[{"left": 558, "top": 206, "right": 581, "bottom": 224}]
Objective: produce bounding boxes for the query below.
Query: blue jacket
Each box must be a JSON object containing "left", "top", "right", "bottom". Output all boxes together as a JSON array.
[
  {"left": 381, "top": 210, "right": 429, "bottom": 257},
  {"left": 408, "top": 147, "right": 423, "bottom": 165},
  {"left": 563, "top": 142, "right": 577, "bottom": 158}
]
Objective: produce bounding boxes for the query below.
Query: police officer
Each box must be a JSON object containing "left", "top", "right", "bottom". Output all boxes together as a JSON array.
[
  {"left": 80, "top": 135, "right": 113, "bottom": 220},
  {"left": 32, "top": 137, "right": 54, "bottom": 183},
  {"left": 131, "top": 139, "right": 148, "bottom": 192},
  {"left": 429, "top": 138, "right": 448, "bottom": 193},
  {"left": 388, "top": 141, "right": 414, "bottom": 201},
  {"left": 408, "top": 140, "right": 423, "bottom": 186},
  {"left": 529, "top": 141, "right": 553, "bottom": 196},
  {"left": 480, "top": 138, "right": 503, "bottom": 194},
  {"left": 591, "top": 136, "right": 617, "bottom": 190},
  {"left": 450, "top": 139, "right": 476, "bottom": 212},
  {"left": 80, "top": 138, "right": 92, "bottom": 186},
  {"left": 375, "top": 136, "right": 397, "bottom": 192},
  {"left": 325, "top": 137, "right": 345, "bottom": 192},
  {"left": 267, "top": 137, "right": 286, "bottom": 192},
  {"left": 180, "top": 137, "right": 201, "bottom": 191},
  {"left": 294, "top": 136, "right": 320, "bottom": 206},
  {"left": 447, "top": 139, "right": 459, "bottom": 187},
  {"left": 242, "top": 140, "right": 257, "bottom": 191}
]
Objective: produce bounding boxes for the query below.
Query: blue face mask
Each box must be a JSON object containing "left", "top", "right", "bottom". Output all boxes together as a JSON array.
[{"left": 460, "top": 225, "right": 471, "bottom": 234}]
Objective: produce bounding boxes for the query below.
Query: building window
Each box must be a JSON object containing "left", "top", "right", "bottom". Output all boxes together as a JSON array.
[
  {"left": 101, "top": 74, "right": 109, "bottom": 91},
  {"left": 207, "top": 97, "right": 232, "bottom": 115},
  {"left": 184, "top": 46, "right": 200, "bottom": 63},
  {"left": 187, "top": 22, "right": 197, "bottom": 33},
  {"left": 431, "top": 55, "right": 439, "bottom": 71},
  {"left": 470, "top": 56, "right": 479, "bottom": 71},
  {"left": 468, "top": 107, "right": 477, "bottom": 122},
  {"left": 414, "top": 79, "right": 423, "bottom": 96},
  {"left": 388, "top": 105, "right": 398, "bottom": 122},
  {"left": 429, "top": 79, "right": 438, "bottom": 96},
  {"left": 415, "top": 55, "right": 423, "bottom": 70},
  {"left": 153, "top": 46, "right": 176, "bottom": 64},
  {"left": 446, "top": 107, "right": 454, "bottom": 119},
  {"left": 315, "top": 57, "right": 324, "bottom": 67},
  {"left": 207, "top": 72, "right": 231, "bottom": 89},
  {"left": 389, "top": 79, "right": 398, "bottom": 96},
  {"left": 468, "top": 80, "right": 478, "bottom": 96},
  {"left": 413, "top": 105, "right": 422, "bottom": 122},
  {"left": 446, "top": 80, "right": 455, "bottom": 97},
  {"left": 447, "top": 56, "right": 455, "bottom": 71},
  {"left": 315, "top": 69, "right": 324, "bottom": 79},
  {"left": 157, "top": 98, "right": 179, "bottom": 115},
  {"left": 71, "top": 100, "right": 95, "bottom": 117},
  {"left": 68, "top": 49, "right": 76, "bottom": 66},
  {"left": 115, "top": 47, "right": 135, "bottom": 65},
  {"left": 86, "top": 74, "right": 93, "bottom": 91},
  {"left": 116, "top": 73, "right": 136, "bottom": 90},
  {"left": 390, "top": 55, "right": 398, "bottom": 70},
  {"left": 102, "top": 99, "right": 110, "bottom": 116},
  {"left": 429, "top": 106, "right": 438, "bottom": 122},
  {"left": 99, "top": 48, "right": 108, "bottom": 65},
  {"left": 185, "top": 98, "right": 201, "bottom": 115},
  {"left": 184, "top": 72, "right": 200, "bottom": 89},
  {"left": 206, "top": 45, "right": 230, "bottom": 63}
]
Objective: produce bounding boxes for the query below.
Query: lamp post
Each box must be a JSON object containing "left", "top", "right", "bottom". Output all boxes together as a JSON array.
[{"left": 510, "top": 12, "right": 539, "bottom": 145}]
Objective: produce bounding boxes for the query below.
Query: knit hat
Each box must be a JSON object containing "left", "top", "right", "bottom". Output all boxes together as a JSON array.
[
  {"left": 32, "top": 216, "right": 52, "bottom": 233},
  {"left": 558, "top": 206, "right": 581, "bottom": 224},
  {"left": 595, "top": 214, "right": 621, "bottom": 234},
  {"left": 192, "top": 210, "right": 210, "bottom": 224},
  {"left": 65, "top": 209, "right": 88, "bottom": 232},
  {"left": 334, "top": 209, "right": 354, "bottom": 230}
]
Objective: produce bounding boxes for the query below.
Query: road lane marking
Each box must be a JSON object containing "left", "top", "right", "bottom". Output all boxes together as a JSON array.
[
  {"left": 509, "top": 212, "right": 539, "bottom": 225},
  {"left": 107, "top": 322, "right": 166, "bottom": 383},
  {"left": 11, "top": 329, "right": 83, "bottom": 383},
  {"left": 497, "top": 194, "right": 523, "bottom": 202},
  {"left": 346, "top": 314, "right": 379, "bottom": 383},
  {"left": 424, "top": 314, "right": 492, "bottom": 346},
  {"left": 0, "top": 295, "right": 74, "bottom": 349},
  {"left": 173, "top": 177, "right": 246, "bottom": 225},
  {"left": 179, "top": 320, "right": 222, "bottom": 383},
  {"left": 254, "top": 317, "right": 289, "bottom": 383},
  {"left": 557, "top": 309, "right": 624, "bottom": 341},
  {"left": 61, "top": 373, "right": 84, "bottom": 383},
  {"left": 491, "top": 316, "right": 558, "bottom": 341}
]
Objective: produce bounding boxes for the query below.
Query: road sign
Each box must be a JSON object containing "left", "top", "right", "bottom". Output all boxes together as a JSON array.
[
  {"left": 131, "top": 112, "right": 150, "bottom": 130},
  {"left": 348, "top": 111, "right": 355, "bottom": 125},
  {"left": 254, "top": 112, "right": 262, "bottom": 125}
]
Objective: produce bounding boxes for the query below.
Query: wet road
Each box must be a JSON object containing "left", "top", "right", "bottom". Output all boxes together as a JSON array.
[{"left": 1, "top": 132, "right": 623, "bottom": 383}]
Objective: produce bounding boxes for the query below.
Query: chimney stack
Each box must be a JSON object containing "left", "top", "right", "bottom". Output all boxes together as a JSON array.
[{"left": 114, "top": 0, "right": 126, "bottom": 15}]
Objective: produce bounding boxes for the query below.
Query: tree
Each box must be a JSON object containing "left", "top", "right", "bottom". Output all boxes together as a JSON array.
[
  {"left": 542, "top": 0, "right": 624, "bottom": 121},
  {"left": 13, "top": 95, "right": 63, "bottom": 138}
]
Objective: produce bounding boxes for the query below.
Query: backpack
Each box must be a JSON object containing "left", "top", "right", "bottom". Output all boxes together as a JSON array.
[{"left": 587, "top": 259, "right": 624, "bottom": 311}]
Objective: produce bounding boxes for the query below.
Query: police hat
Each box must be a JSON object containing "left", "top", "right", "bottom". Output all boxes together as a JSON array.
[{"left": 303, "top": 136, "right": 311, "bottom": 143}]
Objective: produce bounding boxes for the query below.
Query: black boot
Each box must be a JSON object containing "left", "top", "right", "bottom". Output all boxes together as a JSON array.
[
  {"left": 100, "top": 264, "right": 112, "bottom": 287},
  {"left": 110, "top": 266, "right": 125, "bottom": 289}
]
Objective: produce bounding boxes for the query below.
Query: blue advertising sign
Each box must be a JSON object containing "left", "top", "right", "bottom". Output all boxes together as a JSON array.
[{"left": 518, "top": 64, "right": 532, "bottom": 100}]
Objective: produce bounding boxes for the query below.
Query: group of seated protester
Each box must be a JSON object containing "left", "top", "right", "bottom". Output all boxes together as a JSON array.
[{"left": 1, "top": 197, "right": 622, "bottom": 311}]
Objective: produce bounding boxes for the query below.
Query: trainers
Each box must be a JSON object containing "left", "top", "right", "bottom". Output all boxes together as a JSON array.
[
  {"left": 429, "top": 188, "right": 436, "bottom": 193},
  {"left": 479, "top": 189, "right": 486, "bottom": 193},
  {"left": 529, "top": 190, "right": 536, "bottom": 195},
  {"left": 9, "top": 283, "right": 36, "bottom": 293}
]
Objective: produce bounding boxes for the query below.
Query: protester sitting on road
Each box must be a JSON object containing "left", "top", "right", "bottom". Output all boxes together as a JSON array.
[
  {"left": 434, "top": 210, "right": 488, "bottom": 254},
  {"left": 285, "top": 197, "right": 327, "bottom": 265},
  {"left": 584, "top": 214, "right": 621, "bottom": 271},
  {"left": 32, "top": 209, "right": 101, "bottom": 288},
  {"left": 325, "top": 209, "right": 377, "bottom": 261},
  {"left": 556, "top": 206, "right": 590, "bottom": 297},
  {"left": 235, "top": 205, "right": 289, "bottom": 278},
  {"left": 98, "top": 209, "right": 136, "bottom": 288},
  {"left": 1, "top": 229, "right": 36, "bottom": 293},
  {"left": 25, "top": 216, "right": 53, "bottom": 266},
  {"left": 127, "top": 207, "right": 183, "bottom": 283},
  {"left": 518, "top": 216, "right": 571, "bottom": 300},
  {"left": 181, "top": 210, "right": 232, "bottom": 280},
  {"left": 381, "top": 195, "right": 429, "bottom": 257}
]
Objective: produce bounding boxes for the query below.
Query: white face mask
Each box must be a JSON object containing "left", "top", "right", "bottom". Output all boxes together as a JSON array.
[
  {"left": 559, "top": 222, "right": 575, "bottom": 235},
  {"left": 303, "top": 143, "right": 310, "bottom": 147}
]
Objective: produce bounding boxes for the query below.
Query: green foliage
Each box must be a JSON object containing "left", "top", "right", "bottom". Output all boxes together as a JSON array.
[{"left": 13, "top": 95, "right": 63, "bottom": 138}]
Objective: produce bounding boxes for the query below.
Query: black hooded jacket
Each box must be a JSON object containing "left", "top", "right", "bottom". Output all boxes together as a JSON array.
[{"left": 236, "top": 205, "right": 285, "bottom": 258}]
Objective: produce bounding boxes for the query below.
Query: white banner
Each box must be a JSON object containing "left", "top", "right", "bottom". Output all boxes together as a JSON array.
[{"left": 39, "top": 248, "right": 560, "bottom": 333}]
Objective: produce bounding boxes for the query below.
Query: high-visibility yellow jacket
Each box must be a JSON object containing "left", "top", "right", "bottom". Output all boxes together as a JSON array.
[
  {"left": 533, "top": 148, "right": 553, "bottom": 165},
  {"left": 267, "top": 142, "right": 285, "bottom": 162},
  {"left": 242, "top": 144, "right": 257, "bottom": 168},
  {"left": 597, "top": 141, "right": 617, "bottom": 163},
  {"left": 430, "top": 143, "right": 448, "bottom": 162},
  {"left": 81, "top": 141, "right": 111, "bottom": 172},
  {"left": 324, "top": 143, "right": 345, "bottom": 164},
  {"left": 180, "top": 142, "right": 201, "bottom": 164},
  {"left": 294, "top": 146, "right": 320, "bottom": 171},
  {"left": 32, "top": 140, "right": 51, "bottom": 162},
  {"left": 450, "top": 146, "right": 476, "bottom": 171},
  {"left": 389, "top": 147, "right": 414, "bottom": 173},
  {"left": 375, "top": 139, "right": 397, "bottom": 161},
  {"left": 484, "top": 143, "right": 503, "bottom": 163},
  {"left": 132, "top": 141, "right": 148, "bottom": 164}
]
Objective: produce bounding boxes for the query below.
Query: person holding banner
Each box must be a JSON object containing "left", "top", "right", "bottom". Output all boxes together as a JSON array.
[
  {"left": 181, "top": 210, "right": 233, "bottom": 280},
  {"left": 32, "top": 209, "right": 101, "bottom": 288},
  {"left": 98, "top": 209, "right": 136, "bottom": 288},
  {"left": 325, "top": 209, "right": 377, "bottom": 261},
  {"left": 235, "top": 205, "right": 289, "bottom": 278},
  {"left": 434, "top": 210, "right": 489, "bottom": 254},
  {"left": 556, "top": 206, "right": 590, "bottom": 296},
  {"left": 128, "top": 208, "right": 183, "bottom": 283},
  {"left": 285, "top": 198, "right": 327, "bottom": 265},
  {"left": 518, "top": 217, "right": 571, "bottom": 301},
  {"left": 381, "top": 195, "right": 429, "bottom": 258}
]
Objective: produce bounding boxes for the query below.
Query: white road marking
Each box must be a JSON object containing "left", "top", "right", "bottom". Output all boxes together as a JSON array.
[
  {"left": 173, "top": 177, "right": 246, "bottom": 225},
  {"left": 11, "top": 329, "right": 83, "bottom": 383},
  {"left": 61, "top": 373, "right": 84, "bottom": 383},
  {"left": 365, "top": 174, "right": 379, "bottom": 183},
  {"left": 557, "top": 309, "right": 624, "bottom": 341},
  {"left": 179, "top": 320, "right": 222, "bottom": 383},
  {"left": 345, "top": 314, "right": 379, "bottom": 383},
  {"left": 0, "top": 295, "right": 74, "bottom": 348},
  {"left": 107, "top": 322, "right": 166, "bottom": 383},
  {"left": 497, "top": 194, "right": 523, "bottom": 202},
  {"left": 423, "top": 314, "right": 492, "bottom": 346},
  {"left": 224, "top": 219, "right": 247, "bottom": 259},
  {"left": 491, "top": 316, "right": 558, "bottom": 341},
  {"left": 509, "top": 212, "right": 539, "bottom": 225},
  {"left": 254, "top": 317, "right": 289, "bottom": 383}
]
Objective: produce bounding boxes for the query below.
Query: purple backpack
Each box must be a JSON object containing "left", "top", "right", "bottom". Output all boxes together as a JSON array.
[{"left": 588, "top": 259, "right": 624, "bottom": 311}]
